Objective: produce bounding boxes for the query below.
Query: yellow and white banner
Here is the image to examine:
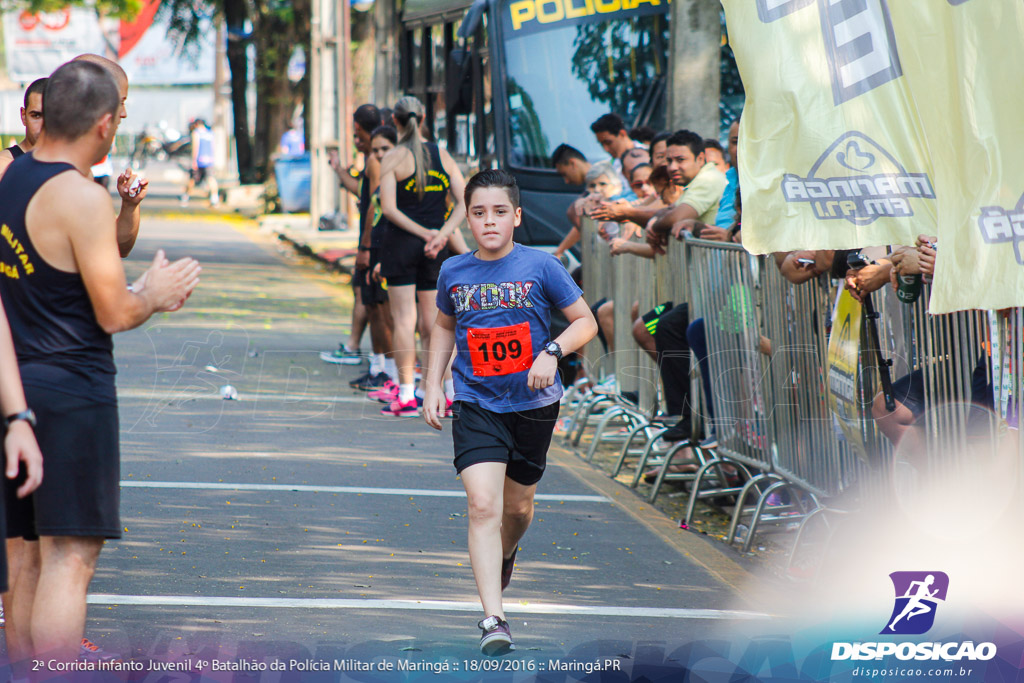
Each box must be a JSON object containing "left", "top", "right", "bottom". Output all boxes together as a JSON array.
[
  {"left": 827, "top": 288, "right": 866, "bottom": 460},
  {"left": 723, "top": 0, "right": 1024, "bottom": 313}
]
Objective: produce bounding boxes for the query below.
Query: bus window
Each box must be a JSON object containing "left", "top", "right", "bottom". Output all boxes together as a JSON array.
[{"left": 502, "top": 9, "right": 669, "bottom": 169}]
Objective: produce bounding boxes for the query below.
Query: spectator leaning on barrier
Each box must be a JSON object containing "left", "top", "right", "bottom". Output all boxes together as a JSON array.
[
  {"left": 590, "top": 113, "right": 639, "bottom": 188},
  {"left": 590, "top": 142, "right": 664, "bottom": 227},
  {"left": 552, "top": 144, "right": 591, "bottom": 261},
  {"left": 645, "top": 130, "right": 727, "bottom": 254},
  {"left": 714, "top": 119, "right": 741, "bottom": 228},
  {"left": 650, "top": 131, "right": 671, "bottom": 169},
  {"left": 702, "top": 139, "right": 729, "bottom": 174}
]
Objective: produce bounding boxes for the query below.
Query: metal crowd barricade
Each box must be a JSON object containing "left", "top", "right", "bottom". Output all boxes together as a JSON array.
[
  {"left": 565, "top": 227, "right": 1024, "bottom": 562},
  {"left": 674, "top": 237, "right": 806, "bottom": 549},
  {"left": 568, "top": 217, "right": 640, "bottom": 451}
]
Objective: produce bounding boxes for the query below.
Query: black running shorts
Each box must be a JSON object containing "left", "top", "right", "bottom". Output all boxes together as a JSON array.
[
  {"left": 380, "top": 226, "right": 448, "bottom": 290},
  {"left": 5, "top": 385, "right": 121, "bottom": 540},
  {"left": 451, "top": 400, "right": 561, "bottom": 486}
]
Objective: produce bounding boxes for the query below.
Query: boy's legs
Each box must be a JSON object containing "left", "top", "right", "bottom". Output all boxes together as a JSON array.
[
  {"left": 501, "top": 477, "right": 537, "bottom": 561},
  {"left": 460, "top": 462, "right": 508, "bottom": 619}
]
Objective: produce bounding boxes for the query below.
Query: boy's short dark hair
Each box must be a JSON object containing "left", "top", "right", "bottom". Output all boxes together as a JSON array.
[
  {"left": 370, "top": 125, "right": 397, "bottom": 145},
  {"left": 24, "top": 78, "right": 47, "bottom": 108},
  {"left": 666, "top": 129, "right": 705, "bottom": 157},
  {"left": 551, "top": 143, "right": 586, "bottom": 167},
  {"left": 465, "top": 168, "right": 520, "bottom": 208},
  {"left": 590, "top": 113, "right": 626, "bottom": 136}
]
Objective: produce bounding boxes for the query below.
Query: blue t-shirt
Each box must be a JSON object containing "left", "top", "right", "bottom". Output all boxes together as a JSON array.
[
  {"left": 436, "top": 244, "right": 583, "bottom": 413},
  {"left": 714, "top": 166, "right": 738, "bottom": 228}
]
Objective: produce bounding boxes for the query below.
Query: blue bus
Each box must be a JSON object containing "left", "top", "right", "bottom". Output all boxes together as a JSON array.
[{"left": 397, "top": 0, "right": 737, "bottom": 245}]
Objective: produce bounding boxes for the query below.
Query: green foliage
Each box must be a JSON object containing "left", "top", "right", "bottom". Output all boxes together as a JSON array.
[{"left": 13, "top": 0, "right": 144, "bottom": 21}]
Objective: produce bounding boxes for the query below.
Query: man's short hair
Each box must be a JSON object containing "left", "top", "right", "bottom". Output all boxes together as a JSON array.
[
  {"left": 43, "top": 61, "right": 119, "bottom": 141},
  {"left": 551, "top": 143, "right": 586, "bottom": 167},
  {"left": 703, "top": 139, "right": 725, "bottom": 155},
  {"left": 24, "top": 78, "right": 46, "bottom": 108},
  {"left": 465, "top": 168, "right": 520, "bottom": 208},
  {"left": 72, "top": 54, "right": 128, "bottom": 89},
  {"left": 620, "top": 147, "right": 649, "bottom": 163},
  {"left": 354, "top": 104, "right": 382, "bottom": 134},
  {"left": 666, "top": 130, "right": 704, "bottom": 157},
  {"left": 650, "top": 131, "right": 671, "bottom": 148},
  {"left": 590, "top": 113, "right": 626, "bottom": 136},
  {"left": 629, "top": 125, "right": 656, "bottom": 145},
  {"left": 370, "top": 125, "right": 397, "bottom": 145}
]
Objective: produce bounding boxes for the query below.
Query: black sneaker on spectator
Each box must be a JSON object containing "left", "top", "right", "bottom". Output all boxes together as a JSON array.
[
  {"left": 353, "top": 372, "right": 390, "bottom": 391},
  {"left": 500, "top": 546, "right": 518, "bottom": 591},
  {"left": 660, "top": 419, "right": 691, "bottom": 443},
  {"left": 348, "top": 370, "right": 372, "bottom": 388},
  {"left": 478, "top": 616, "right": 515, "bottom": 655}
]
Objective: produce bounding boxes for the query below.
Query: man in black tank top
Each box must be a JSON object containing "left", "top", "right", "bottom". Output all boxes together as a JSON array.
[
  {"left": 0, "top": 61, "right": 201, "bottom": 665},
  {"left": 0, "top": 77, "right": 46, "bottom": 178}
]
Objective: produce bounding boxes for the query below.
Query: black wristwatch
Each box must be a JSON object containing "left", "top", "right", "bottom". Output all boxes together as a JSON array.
[
  {"left": 5, "top": 408, "right": 36, "bottom": 429},
  {"left": 542, "top": 340, "right": 563, "bottom": 360}
]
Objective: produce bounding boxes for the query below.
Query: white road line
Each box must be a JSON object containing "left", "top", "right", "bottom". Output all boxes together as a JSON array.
[
  {"left": 119, "top": 480, "right": 610, "bottom": 503},
  {"left": 86, "top": 594, "right": 769, "bottom": 620},
  {"left": 117, "top": 389, "right": 367, "bottom": 405}
]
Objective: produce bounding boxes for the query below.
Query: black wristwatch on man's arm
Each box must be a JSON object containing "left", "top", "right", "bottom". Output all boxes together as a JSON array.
[{"left": 5, "top": 409, "right": 36, "bottom": 429}]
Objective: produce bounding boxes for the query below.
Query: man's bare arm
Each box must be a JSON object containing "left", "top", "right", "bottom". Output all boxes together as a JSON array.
[{"left": 58, "top": 181, "right": 200, "bottom": 332}]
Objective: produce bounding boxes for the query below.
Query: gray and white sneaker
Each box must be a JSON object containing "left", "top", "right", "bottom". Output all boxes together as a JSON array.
[
  {"left": 478, "top": 616, "right": 515, "bottom": 656},
  {"left": 319, "top": 344, "right": 364, "bottom": 365}
]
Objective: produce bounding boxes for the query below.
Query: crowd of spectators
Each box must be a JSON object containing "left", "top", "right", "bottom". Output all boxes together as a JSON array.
[{"left": 553, "top": 111, "right": 970, "bottom": 484}]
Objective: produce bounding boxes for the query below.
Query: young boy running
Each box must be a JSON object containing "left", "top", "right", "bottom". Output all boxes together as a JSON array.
[{"left": 422, "top": 169, "right": 597, "bottom": 655}]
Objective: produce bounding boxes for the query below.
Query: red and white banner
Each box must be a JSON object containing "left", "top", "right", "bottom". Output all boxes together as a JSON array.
[{"left": 4, "top": 1, "right": 215, "bottom": 85}]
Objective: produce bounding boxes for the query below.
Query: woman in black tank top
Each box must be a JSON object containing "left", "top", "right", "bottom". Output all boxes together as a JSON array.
[{"left": 377, "top": 96, "right": 467, "bottom": 415}]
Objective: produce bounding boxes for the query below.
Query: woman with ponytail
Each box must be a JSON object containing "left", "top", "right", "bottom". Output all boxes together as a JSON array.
[{"left": 378, "top": 96, "right": 467, "bottom": 417}]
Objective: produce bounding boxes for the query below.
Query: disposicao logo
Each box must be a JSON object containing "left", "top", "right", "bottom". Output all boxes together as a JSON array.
[
  {"left": 831, "top": 572, "right": 997, "bottom": 662},
  {"left": 881, "top": 571, "right": 948, "bottom": 635}
]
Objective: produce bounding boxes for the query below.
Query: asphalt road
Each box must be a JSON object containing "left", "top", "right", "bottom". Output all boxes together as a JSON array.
[{"left": 69, "top": 212, "right": 768, "bottom": 680}]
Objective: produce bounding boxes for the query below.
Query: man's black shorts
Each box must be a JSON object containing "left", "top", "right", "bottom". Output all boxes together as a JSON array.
[
  {"left": 641, "top": 301, "right": 688, "bottom": 338},
  {"left": 451, "top": 400, "right": 560, "bottom": 486},
  {"left": 380, "top": 227, "right": 448, "bottom": 291},
  {"left": 359, "top": 247, "right": 388, "bottom": 307},
  {"left": 190, "top": 166, "right": 209, "bottom": 184},
  {"left": 5, "top": 385, "right": 121, "bottom": 540}
]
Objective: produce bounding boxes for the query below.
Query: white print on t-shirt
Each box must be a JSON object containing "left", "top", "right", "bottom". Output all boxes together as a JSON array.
[{"left": 448, "top": 281, "right": 535, "bottom": 313}]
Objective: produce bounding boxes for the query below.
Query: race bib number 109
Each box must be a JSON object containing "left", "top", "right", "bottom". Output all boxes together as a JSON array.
[{"left": 467, "top": 322, "right": 532, "bottom": 377}]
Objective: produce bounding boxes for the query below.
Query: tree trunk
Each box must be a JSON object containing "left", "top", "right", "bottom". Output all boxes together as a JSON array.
[
  {"left": 252, "top": 0, "right": 310, "bottom": 183},
  {"left": 224, "top": 0, "right": 255, "bottom": 183}
]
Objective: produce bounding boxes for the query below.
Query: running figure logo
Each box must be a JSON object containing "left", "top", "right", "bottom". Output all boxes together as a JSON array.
[{"left": 881, "top": 571, "right": 949, "bottom": 635}]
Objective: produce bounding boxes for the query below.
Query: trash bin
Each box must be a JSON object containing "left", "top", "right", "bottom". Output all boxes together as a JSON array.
[{"left": 274, "top": 153, "right": 311, "bottom": 213}]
